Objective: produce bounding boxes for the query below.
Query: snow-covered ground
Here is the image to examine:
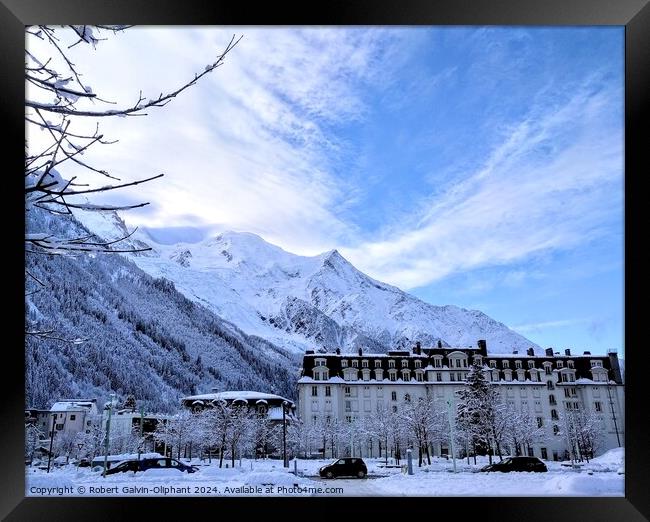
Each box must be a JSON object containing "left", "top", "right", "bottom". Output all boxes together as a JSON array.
[{"left": 26, "top": 449, "right": 624, "bottom": 497}]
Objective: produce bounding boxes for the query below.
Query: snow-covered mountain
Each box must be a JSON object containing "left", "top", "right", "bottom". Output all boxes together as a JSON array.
[{"left": 73, "top": 210, "right": 539, "bottom": 355}]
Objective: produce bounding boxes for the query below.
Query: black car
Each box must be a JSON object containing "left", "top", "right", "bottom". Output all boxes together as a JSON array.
[
  {"left": 105, "top": 457, "right": 198, "bottom": 475},
  {"left": 480, "top": 456, "right": 548, "bottom": 473},
  {"left": 319, "top": 458, "right": 368, "bottom": 479}
]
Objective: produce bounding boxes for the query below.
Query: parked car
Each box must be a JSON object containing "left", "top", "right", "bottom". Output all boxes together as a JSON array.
[
  {"left": 319, "top": 458, "right": 367, "bottom": 479},
  {"left": 480, "top": 456, "right": 548, "bottom": 473},
  {"left": 105, "top": 457, "right": 198, "bottom": 475}
]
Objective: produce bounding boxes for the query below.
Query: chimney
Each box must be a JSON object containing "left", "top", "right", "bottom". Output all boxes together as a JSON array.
[
  {"left": 545, "top": 348, "right": 553, "bottom": 357},
  {"left": 358, "top": 347, "right": 363, "bottom": 356},
  {"left": 527, "top": 348, "right": 535, "bottom": 357},
  {"left": 513, "top": 350, "right": 518, "bottom": 355},
  {"left": 477, "top": 340, "right": 487, "bottom": 356},
  {"left": 335, "top": 348, "right": 340, "bottom": 355},
  {"left": 583, "top": 351, "right": 591, "bottom": 355},
  {"left": 305, "top": 350, "right": 314, "bottom": 355},
  {"left": 437, "top": 340, "right": 442, "bottom": 349},
  {"left": 413, "top": 341, "right": 421, "bottom": 355},
  {"left": 565, "top": 349, "right": 571, "bottom": 356}
]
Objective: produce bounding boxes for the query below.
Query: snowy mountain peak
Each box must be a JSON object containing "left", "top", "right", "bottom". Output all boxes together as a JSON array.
[{"left": 71, "top": 211, "right": 538, "bottom": 355}]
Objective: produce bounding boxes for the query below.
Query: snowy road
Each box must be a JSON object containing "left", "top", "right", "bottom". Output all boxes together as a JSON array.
[{"left": 26, "top": 450, "right": 625, "bottom": 498}]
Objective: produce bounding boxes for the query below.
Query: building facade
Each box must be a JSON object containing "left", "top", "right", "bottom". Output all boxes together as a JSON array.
[
  {"left": 48, "top": 399, "right": 100, "bottom": 439},
  {"left": 297, "top": 341, "right": 624, "bottom": 461}
]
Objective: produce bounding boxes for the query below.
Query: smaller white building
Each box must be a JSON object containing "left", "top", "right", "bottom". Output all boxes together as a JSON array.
[{"left": 49, "top": 399, "right": 99, "bottom": 438}]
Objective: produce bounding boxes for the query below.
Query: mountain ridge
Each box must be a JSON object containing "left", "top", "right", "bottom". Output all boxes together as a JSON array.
[{"left": 72, "top": 209, "right": 539, "bottom": 355}]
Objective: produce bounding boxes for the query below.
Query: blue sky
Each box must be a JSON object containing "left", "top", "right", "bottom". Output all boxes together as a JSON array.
[{"left": 27, "top": 27, "right": 624, "bottom": 355}]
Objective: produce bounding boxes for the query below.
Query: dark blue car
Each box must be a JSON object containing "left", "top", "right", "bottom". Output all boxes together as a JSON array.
[{"left": 105, "top": 457, "right": 198, "bottom": 475}]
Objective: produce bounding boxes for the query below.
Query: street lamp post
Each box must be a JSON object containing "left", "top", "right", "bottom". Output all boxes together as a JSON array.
[
  {"left": 446, "top": 397, "right": 457, "bottom": 473},
  {"left": 282, "top": 401, "right": 288, "bottom": 468},
  {"left": 46, "top": 413, "right": 56, "bottom": 473},
  {"left": 102, "top": 393, "right": 115, "bottom": 478}
]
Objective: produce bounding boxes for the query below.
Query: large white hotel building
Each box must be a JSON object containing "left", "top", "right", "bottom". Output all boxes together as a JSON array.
[{"left": 297, "top": 340, "right": 624, "bottom": 461}]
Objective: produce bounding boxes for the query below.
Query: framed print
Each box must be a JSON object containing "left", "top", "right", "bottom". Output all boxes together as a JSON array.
[{"left": 2, "top": 0, "right": 648, "bottom": 520}]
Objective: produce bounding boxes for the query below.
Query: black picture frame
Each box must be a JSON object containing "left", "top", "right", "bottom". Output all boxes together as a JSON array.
[{"left": 2, "top": 0, "right": 647, "bottom": 520}]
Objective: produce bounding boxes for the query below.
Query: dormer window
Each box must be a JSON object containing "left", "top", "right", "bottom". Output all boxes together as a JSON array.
[
  {"left": 502, "top": 360, "right": 510, "bottom": 369},
  {"left": 414, "top": 360, "right": 422, "bottom": 369},
  {"left": 362, "top": 360, "right": 368, "bottom": 368},
  {"left": 401, "top": 360, "right": 409, "bottom": 368},
  {"left": 515, "top": 361, "right": 522, "bottom": 369},
  {"left": 528, "top": 360, "right": 535, "bottom": 369},
  {"left": 489, "top": 360, "right": 497, "bottom": 368},
  {"left": 401, "top": 369, "right": 411, "bottom": 381},
  {"left": 474, "top": 355, "right": 482, "bottom": 365},
  {"left": 388, "top": 360, "right": 396, "bottom": 369},
  {"left": 352, "top": 360, "right": 358, "bottom": 368},
  {"left": 375, "top": 360, "right": 382, "bottom": 368},
  {"left": 591, "top": 360, "right": 603, "bottom": 368},
  {"left": 341, "top": 360, "right": 348, "bottom": 368},
  {"left": 567, "top": 360, "right": 574, "bottom": 369},
  {"left": 556, "top": 361, "right": 564, "bottom": 369}
]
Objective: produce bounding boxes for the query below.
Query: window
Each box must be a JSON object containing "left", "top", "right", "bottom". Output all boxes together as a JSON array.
[
  {"left": 69, "top": 414, "right": 76, "bottom": 421},
  {"left": 341, "top": 360, "right": 348, "bottom": 368},
  {"left": 86, "top": 420, "right": 91, "bottom": 426},
  {"left": 556, "top": 361, "right": 564, "bottom": 369},
  {"left": 537, "top": 417, "right": 543, "bottom": 428},
  {"left": 547, "top": 381, "right": 554, "bottom": 390},
  {"left": 436, "top": 372, "right": 442, "bottom": 382},
  {"left": 504, "top": 371, "right": 512, "bottom": 382},
  {"left": 377, "top": 386, "right": 383, "bottom": 397},
  {"left": 311, "top": 401, "right": 319, "bottom": 412},
  {"left": 391, "top": 391, "right": 397, "bottom": 401},
  {"left": 553, "top": 425, "right": 560, "bottom": 435},
  {"left": 595, "top": 401, "right": 602, "bottom": 412},
  {"left": 474, "top": 355, "right": 482, "bottom": 365},
  {"left": 564, "top": 388, "right": 571, "bottom": 398},
  {"left": 528, "top": 360, "right": 535, "bottom": 369},
  {"left": 541, "top": 448, "right": 548, "bottom": 460},
  {"left": 515, "top": 361, "right": 522, "bottom": 369},
  {"left": 591, "top": 360, "right": 603, "bottom": 368},
  {"left": 375, "top": 369, "right": 384, "bottom": 380},
  {"left": 345, "top": 401, "right": 351, "bottom": 413},
  {"left": 414, "top": 360, "right": 422, "bottom": 369},
  {"left": 363, "top": 386, "right": 370, "bottom": 397},
  {"left": 325, "top": 386, "right": 331, "bottom": 397},
  {"left": 416, "top": 372, "right": 423, "bottom": 382},
  {"left": 389, "top": 371, "right": 397, "bottom": 382},
  {"left": 402, "top": 370, "right": 411, "bottom": 381},
  {"left": 344, "top": 386, "right": 351, "bottom": 396},
  {"left": 502, "top": 360, "right": 510, "bottom": 369},
  {"left": 455, "top": 359, "right": 462, "bottom": 368},
  {"left": 311, "top": 386, "right": 318, "bottom": 397},
  {"left": 362, "top": 360, "right": 368, "bottom": 368},
  {"left": 55, "top": 423, "right": 63, "bottom": 430},
  {"left": 352, "top": 360, "right": 358, "bottom": 368},
  {"left": 404, "top": 394, "right": 411, "bottom": 402},
  {"left": 549, "top": 394, "right": 556, "bottom": 405},
  {"left": 551, "top": 409, "right": 559, "bottom": 421},
  {"left": 544, "top": 364, "right": 552, "bottom": 375},
  {"left": 457, "top": 372, "right": 464, "bottom": 381},
  {"left": 434, "top": 357, "right": 442, "bottom": 368},
  {"left": 567, "top": 360, "right": 574, "bottom": 369},
  {"left": 450, "top": 373, "right": 456, "bottom": 382},
  {"left": 530, "top": 372, "right": 538, "bottom": 382},
  {"left": 489, "top": 360, "right": 497, "bottom": 368},
  {"left": 401, "top": 359, "right": 408, "bottom": 368},
  {"left": 388, "top": 360, "right": 396, "bottom": 369},
  {"left": 375, "top": 360, "right": 382, "bottom": 368}
]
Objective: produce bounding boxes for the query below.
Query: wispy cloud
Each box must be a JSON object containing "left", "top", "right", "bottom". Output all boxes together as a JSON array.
[
  {"left": 512, "top": 318, "right": 590, "bottom": 334},
  {"left": 343, "top": 74, "right": 622, "bottom": 289},
  {"left": 28, "top": 27, "right": 400, "bottom": 255}
]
